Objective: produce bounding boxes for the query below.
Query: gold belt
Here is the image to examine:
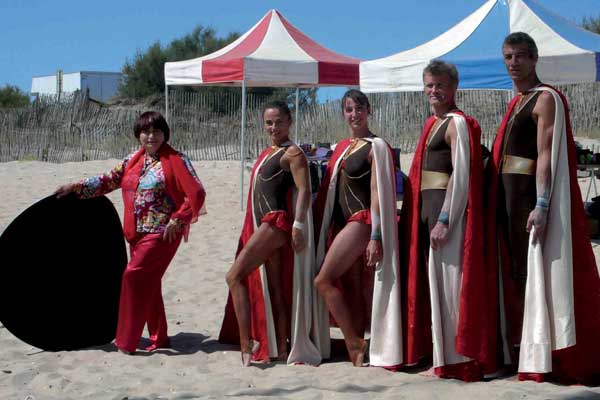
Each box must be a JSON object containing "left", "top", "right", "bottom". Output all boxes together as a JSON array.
[
  {"left": 501, "top": 155, "right": 536, "bottom": 175},
  {"left": 420, "top": 171, "right": 450, "bottom": 191}
]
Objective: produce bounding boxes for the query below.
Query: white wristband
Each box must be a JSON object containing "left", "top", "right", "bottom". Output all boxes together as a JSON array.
[{"left": 293, "top": 220, "right": 305, "bottom": 230}]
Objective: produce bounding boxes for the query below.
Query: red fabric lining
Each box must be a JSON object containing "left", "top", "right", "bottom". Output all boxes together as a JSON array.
[
  {"left": 484, "top": 94, "right": 520, "bottom": 372},
  {"left": 347, "top": 209, "right": 371, "bottom": 225},
  {"left": 313, "top": 138, "right": 352, "bottom": 233},
  {"left": 518, "top": 373, "right": 545, "bottom": 383},
  {"left": 435, "top": 360, "right": 484, "bottom": 382},
  {"left": 401, "top": 117, "right": 435, "bottom": 366},
  {"left": 261, "top": 210, "right": 293, "bottom": 234}
]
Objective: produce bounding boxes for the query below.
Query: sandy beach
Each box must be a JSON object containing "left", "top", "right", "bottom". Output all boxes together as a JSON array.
[{"left": 1, "top": 156, "right": 599, "bottom": 400}]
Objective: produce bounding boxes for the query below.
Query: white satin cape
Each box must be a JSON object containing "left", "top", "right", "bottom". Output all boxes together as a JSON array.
[
  {"left": 427, "top": 113, "right": 473, "bottom": 368},
  {"left": 250, "top": 145, "right": 325, "bottom": 366},
  {"left": 315, "top": 137, "right": 403, "bottom": 367},
  {"left": 516, "top": 86, "right": 575, "bottom": 373}
]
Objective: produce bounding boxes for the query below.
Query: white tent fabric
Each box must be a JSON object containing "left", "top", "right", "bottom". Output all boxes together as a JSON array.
[{"left": 360, "top": 0, "right": 600, "bottom": 92}]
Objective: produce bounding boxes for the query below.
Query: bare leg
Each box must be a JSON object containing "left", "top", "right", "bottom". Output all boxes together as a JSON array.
[
  {"left": 314, "top": 221, "right": 370, "bottom": 366},
  {"left": 340, "top": 258, "right": 365, "bottom": 339},
  {"left": 265, "top": 250, "right": 289, "bottom": 360},
  {"left": 225, "top": 223, "right": 287, "bottom": 366}
]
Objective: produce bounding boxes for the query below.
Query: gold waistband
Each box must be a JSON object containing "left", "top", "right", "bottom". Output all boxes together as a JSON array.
[
  {"left": 501, "top": 155, "right": 536, "bottom": 175},
  {"left": 421, "top": 170, "right": 450, "bottom": 191}
]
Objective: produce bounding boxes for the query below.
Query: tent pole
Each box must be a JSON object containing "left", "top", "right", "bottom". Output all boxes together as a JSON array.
[
  {"left": 240, "top": 81, "right": 247, "bottom": 210},
  {"left": 165, "top": 85, "right": 169, "bottom": 122},
  {"left": 295, "top": 87, "right": 299, "bottom": 143}
]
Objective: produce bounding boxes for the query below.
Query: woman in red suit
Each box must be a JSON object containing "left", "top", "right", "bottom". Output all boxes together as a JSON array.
[{"left": 56, "top": 111, "right": 206, "bottom": 354}]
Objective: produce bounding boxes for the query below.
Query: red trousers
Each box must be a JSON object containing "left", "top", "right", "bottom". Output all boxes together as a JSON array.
[{"left": 115, "top": 232, "right": 181, "bottom": 352}]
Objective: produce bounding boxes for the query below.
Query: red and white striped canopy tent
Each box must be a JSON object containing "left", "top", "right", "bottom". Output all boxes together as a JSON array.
[
  {"left": 164, "top": 9, "right": 360, "bottom": 207},
  {"left": 164, "top": 9, "right": 360, "bottom": 87}
]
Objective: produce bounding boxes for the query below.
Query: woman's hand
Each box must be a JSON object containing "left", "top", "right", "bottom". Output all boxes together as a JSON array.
[
  {"left": 291, "top": 227, "right": 306, "bottom": 252},
  {"left": 365, "top": 239, "right": 383, "bottom": 268},
  {"left": 55, "top": 183, "right": 77, "bottom": 198},
  {"left": 163, "top": 219, "right": 182, "bottom": 243}
]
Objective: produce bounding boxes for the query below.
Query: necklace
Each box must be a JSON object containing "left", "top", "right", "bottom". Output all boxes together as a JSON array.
[
  {"left": 344, "top": 135, "right": 373, "bottom": 160},
  {"left": 271, "top": 139, "right": 293, "bottom": 149}
]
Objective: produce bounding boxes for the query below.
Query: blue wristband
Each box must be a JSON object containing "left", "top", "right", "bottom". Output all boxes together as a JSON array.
[
  {"left": 536, "top": 197, "right": 549, "bottom": 209},
  {"left": 437, "top": 211, "right": 450, "bottom": 225},
  {"left": 370, "top": 229, "right": 382, "bottom": 241}
]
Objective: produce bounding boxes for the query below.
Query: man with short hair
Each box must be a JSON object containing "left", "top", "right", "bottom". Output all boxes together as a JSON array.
[
  {"left": 402, "top": 60, "right": 492, "bottom": 381},
  {"left": 486, "top": 32, "right": 600, "bottom": 384}
]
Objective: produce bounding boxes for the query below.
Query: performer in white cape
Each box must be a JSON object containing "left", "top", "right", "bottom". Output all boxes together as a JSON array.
[
  {"left": 313, "top": 89, "right": 403, "bottom": 369},
  {"left": 402, "top": 61, "right": 492, "bottom": 381},
  {"left": 220, "top": 101, "right": 324, "bottom": 367},
  {"left": 485, "top": 33, "right": 600, "bottom": 384}
]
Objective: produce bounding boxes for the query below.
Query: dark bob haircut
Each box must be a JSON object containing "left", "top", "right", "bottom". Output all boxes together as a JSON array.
[
  {"left": 503, "top": 32, "right": 538, "bottom": 59},
  {"left": 134, "top": 111, "right": 170, "bottom": 142},
  {"left": 341, "top": 89, "right": 371, "bottom": 114},
  {"left": 263, "top": 100, "right": 292, "bottom": 122}
]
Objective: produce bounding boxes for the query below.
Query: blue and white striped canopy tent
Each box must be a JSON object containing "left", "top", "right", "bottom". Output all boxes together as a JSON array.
[{"left": 360, "top": 0, "right": 600, "bottom": 92}]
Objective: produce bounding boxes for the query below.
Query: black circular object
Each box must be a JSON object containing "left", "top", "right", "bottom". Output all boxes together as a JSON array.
[{"left": 0, "top": 193, "right": 127, "bottom": 351}]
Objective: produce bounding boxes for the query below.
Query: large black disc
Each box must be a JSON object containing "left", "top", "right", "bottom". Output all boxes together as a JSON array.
[{"left": 0, "top": 193, "right": 127, "bottom": 351}]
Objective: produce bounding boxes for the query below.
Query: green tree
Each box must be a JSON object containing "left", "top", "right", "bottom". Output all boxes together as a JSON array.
[
  {"left": 119, "top": 24, "right": 319, "bottom": 107},
  {"left": 119, "top": 25, "right": 241, "bottom": 99},
  {"left": 581, "top": 15, "right": 600, "bottom": 34},
  {"left": 0, "top": 85, "right": 29, "bottom": 108}
]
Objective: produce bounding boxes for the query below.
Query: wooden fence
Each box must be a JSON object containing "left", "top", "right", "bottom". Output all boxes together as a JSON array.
[{"left": 1, "top": 82, "right": 599, "bottom": 162}]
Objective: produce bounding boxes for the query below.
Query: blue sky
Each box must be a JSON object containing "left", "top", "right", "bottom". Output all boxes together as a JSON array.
[{"left": 1, "top": 0, "right": 598, "bottom": 99}]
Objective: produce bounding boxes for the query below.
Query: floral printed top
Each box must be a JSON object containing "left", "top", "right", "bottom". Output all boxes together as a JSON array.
[{"left": 75, "top": 151, "right": 201, "bottom": 234}]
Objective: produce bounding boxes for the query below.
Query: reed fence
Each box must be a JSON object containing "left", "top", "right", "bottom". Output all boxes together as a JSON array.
[{"left": 1, "top": 82, "right": 598, "bottom": 163}]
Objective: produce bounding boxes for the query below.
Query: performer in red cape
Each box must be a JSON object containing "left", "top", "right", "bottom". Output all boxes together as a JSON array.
[
  {"left": 485, "top": 32, "right": 600, "bottom": 384},
  {"left": 220, "top": 101, "right": 324, "bottom": 367},
  {"left": 313, "top": 89, "right": 403, "bottom": 368},
  {"left": 401, "top": 61, "right": 493, "bottom": 381},
  {"left": 56, "top": 111, "right": 206, "bottom": 354}
]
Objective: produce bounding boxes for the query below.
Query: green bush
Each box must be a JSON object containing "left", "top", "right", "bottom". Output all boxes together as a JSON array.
[{"left": 0, "top": 85, "right": 29, "bottom": 108}]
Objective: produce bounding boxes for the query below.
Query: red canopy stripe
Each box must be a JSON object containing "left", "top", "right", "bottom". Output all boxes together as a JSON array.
[
  {"left": 202, "top": 11, "right": 273, "bottom": 83},
  {"left": 276, "top": 11, "right": 360, "bottom": 85}
]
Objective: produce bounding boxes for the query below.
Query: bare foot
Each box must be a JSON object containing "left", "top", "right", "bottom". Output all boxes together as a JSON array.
[
  {"left": 347, "top": 339, "right": 368, "bottom": 367},
  {"left": 274, "top": 351, "right": 288, "bottom": 363},
  {"left": 419, "top": 367, "right": 436, "bottom": 377},
  {"left": 145, "top": 338, "right": 171, "bottom": 352},
  {"left": 241, "top": 340, "right": 260, "bottom": 367},
  {"left": 273, "top": 341, "right": 288, "bottom": 362}
]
